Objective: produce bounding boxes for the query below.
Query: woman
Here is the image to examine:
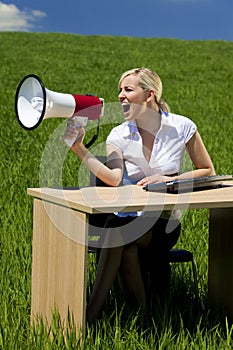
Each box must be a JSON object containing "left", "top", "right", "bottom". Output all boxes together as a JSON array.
[{"left": 64, "top": 67, "right": 215, "bottom": 322}]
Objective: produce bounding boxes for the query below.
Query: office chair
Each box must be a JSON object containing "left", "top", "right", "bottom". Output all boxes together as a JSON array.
[{"left": 168, "top": 248, "right": 200, "bottom": 304}]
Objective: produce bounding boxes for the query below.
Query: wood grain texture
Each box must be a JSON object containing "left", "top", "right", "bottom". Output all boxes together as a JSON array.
[{"left": 31, "top": 198, "right": 88, "bottom": 331}]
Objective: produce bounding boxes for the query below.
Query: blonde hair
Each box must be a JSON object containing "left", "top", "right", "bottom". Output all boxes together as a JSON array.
[{"left": 119, "top": 67, "right": 170, "bottom": 113}]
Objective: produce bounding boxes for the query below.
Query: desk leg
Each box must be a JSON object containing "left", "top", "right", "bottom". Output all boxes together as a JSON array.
[
  {"left": 31, "top": 198, "right": 88, "bottom": 332},
  {"left": 208, "top": 207, "right": 233, "bottom": 322}
]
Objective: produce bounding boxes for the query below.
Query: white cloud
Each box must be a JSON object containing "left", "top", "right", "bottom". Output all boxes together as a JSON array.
[{"left": 0, "top": 2, "right": 46, "bottom": 31}]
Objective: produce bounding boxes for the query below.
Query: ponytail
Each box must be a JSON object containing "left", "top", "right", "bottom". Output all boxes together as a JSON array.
[{"left": 158, "top": 98, "right": 170, "bottom": 113}]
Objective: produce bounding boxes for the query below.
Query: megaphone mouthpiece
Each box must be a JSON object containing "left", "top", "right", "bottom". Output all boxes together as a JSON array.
[{"left": 15, "top": 74, "right": 104, "bottom": 130}]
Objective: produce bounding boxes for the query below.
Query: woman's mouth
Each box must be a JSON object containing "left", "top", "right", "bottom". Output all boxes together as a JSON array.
[{"left": 122, "top": 103, "right": 130, "bottom": 114}]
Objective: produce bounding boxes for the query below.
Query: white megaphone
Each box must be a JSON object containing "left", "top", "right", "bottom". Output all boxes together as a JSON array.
[{"left": 15, "top": 74, "right": 104, "bottom": 147}]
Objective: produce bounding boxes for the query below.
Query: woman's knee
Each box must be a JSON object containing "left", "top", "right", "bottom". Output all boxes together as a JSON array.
[
  {"left": 121, "top": 243, "right": 138, "bottom": 264},
  {"left": 99, "top": 227, "right": 125, "bottom": 248}
]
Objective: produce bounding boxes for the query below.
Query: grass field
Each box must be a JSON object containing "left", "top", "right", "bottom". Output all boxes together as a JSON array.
[{"left": 0, "top": 32, "right": 233, "bottom": 349}]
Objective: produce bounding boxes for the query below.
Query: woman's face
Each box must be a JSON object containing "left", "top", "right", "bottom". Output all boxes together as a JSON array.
[{"left": 118, "top": 74, "right": 149, "bottom": 121}]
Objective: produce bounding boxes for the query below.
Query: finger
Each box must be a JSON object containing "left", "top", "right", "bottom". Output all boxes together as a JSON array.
[
  {"left": 137, "top": 178, "right": 148, "bottom": 186},
  {"left": 63, "top": 128, "right": 85, "bottom": 148}
]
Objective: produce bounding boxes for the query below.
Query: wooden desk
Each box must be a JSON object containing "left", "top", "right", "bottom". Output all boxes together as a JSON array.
[{"left": 27, "top": 182, "right": 233, "bottom": 329}]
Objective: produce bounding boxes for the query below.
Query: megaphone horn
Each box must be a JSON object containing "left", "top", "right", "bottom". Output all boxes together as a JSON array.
[{"left": 15, "top": 74, "right": 104, "bottom": 130}]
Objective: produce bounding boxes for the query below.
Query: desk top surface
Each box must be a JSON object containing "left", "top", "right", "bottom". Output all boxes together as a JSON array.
[{"left": 27, "top": 181, "right": 233, "bottom": 214}]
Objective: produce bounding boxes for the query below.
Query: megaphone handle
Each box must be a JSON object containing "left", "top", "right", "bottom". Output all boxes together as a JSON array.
[
  {"left": 64, "top": 116, "right": 100, "bottom": 149},
  {"left": 63, "top": 137, "right": 77, "bottom": 148},
  {"left": 63, "top": 117, "right": 86, "bottom": 148}
]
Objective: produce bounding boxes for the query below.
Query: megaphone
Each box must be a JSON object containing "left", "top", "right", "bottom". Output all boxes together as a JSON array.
[{"left": 15, "top": 74, "right": 104, "bottom": 131}]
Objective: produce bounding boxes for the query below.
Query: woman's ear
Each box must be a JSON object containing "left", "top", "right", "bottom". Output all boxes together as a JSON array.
[{"left": 146, "top": 90, "right": 155, "bottom": 102}]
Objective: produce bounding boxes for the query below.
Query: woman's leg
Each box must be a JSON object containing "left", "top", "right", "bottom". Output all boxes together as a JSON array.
[
  {"left": 118, "top": 243, "right": 148, "bottom": 317},
  {"left": 86, "top": 228, "right": 124, "bottom": 322},
  {"left": 148, "top": 218, "right": 181, "bottom": 294},
  {"left": 87, "top": 216, "right": 152, "bottom": 322}
]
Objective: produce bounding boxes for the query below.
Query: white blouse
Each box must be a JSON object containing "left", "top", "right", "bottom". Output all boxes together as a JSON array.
[
  {"left": 106, "top": 111, "right": 197, "bottom": 218},
  {"left": 106, "top": 111, "right": 197, "bottom": 184}
]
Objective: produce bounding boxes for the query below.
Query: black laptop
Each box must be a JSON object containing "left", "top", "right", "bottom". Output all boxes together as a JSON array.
[{"left": 143, "top": 175, "right": 233, "bottom": 193}]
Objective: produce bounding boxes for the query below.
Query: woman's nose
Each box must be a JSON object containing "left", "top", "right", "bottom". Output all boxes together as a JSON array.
[{"left": 118, "top": 89, "right": 125, "bottom": 100}]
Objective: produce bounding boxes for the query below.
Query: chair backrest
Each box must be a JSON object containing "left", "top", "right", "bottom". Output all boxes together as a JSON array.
[{"left": 90, "top": 155, "right": 108, "bottom": 187}]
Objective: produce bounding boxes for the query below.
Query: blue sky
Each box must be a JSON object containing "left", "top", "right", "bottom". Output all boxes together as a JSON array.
[{"left": 0, "top": 0, "right": 232, "bottom": 41}]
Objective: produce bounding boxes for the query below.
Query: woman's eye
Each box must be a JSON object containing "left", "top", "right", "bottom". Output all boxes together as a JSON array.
[{"left": 119, "top": 87, "right": 134, "bottom": 94}]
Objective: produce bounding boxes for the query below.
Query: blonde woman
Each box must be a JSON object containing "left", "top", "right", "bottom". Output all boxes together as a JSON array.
[{"left": 64, "top": 67, "right": 215, "bottom": 322}]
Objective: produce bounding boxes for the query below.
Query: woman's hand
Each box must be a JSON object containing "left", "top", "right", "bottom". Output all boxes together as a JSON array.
[
  {"left": 137, "top": 174, "right": 174, "bottom": 186},
  {"left": 63, "top": 117, "right": 85, "bottom": 148}
]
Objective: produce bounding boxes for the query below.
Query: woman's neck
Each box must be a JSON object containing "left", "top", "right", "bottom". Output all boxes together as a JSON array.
[{"left": 136, "top": 109, "right": 161, "bottom": 135}]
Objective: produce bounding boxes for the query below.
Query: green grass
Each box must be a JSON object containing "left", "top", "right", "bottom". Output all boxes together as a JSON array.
[{"left": 0, "top": 32, "right": 233, "bottom": 349}]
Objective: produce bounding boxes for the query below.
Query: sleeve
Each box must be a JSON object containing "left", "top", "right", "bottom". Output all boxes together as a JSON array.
[
  {"left": 183, "top": 117, "right": 197, "bottom": 144},
  {"left": 106, "top": 127, "right": 123, "bottom": 151}
]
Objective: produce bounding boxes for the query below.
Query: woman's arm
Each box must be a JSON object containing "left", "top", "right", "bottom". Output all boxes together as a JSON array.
[
  {"left": 71, "top": 143, "right": 123, "bottom": 187},
  {"left": 180, "top": 131, "right": 216, "bottom": 179},
  {"left": 63, "top": 119, "right": 123, "bottom": 187}
]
